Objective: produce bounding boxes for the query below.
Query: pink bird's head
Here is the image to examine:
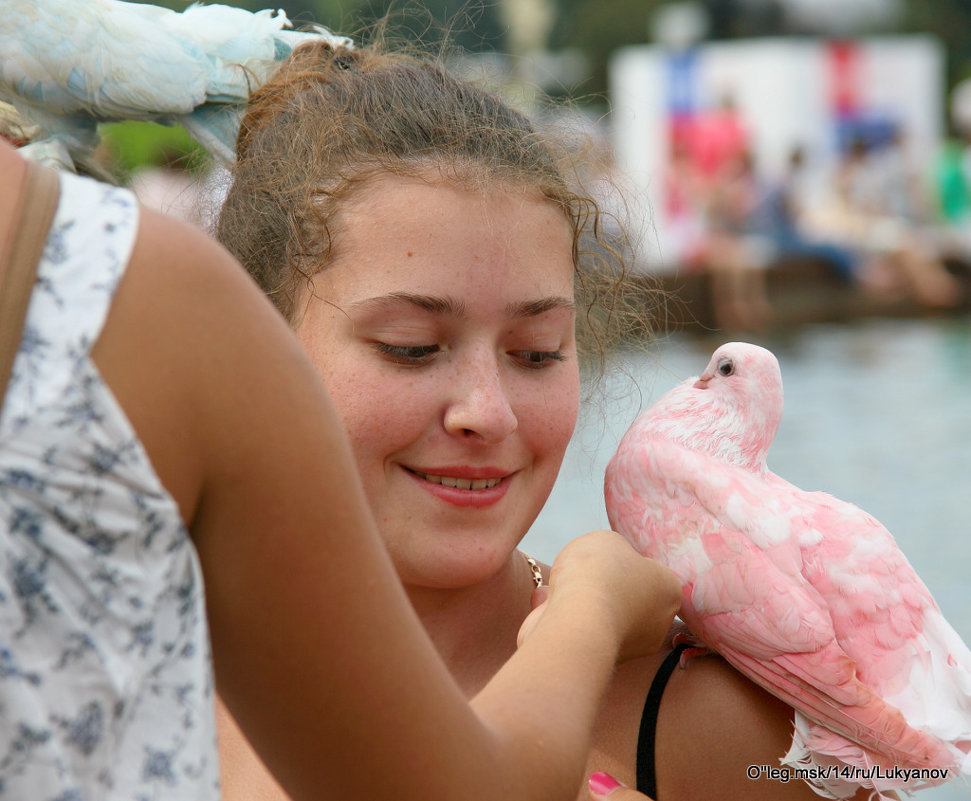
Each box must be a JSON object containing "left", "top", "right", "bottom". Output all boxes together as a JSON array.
[
  {"left": 688, "top": 341, "right": 783, "bottom": 469},
  {"left": 633, "top": 341, "right": 784, "bottom": 473}
]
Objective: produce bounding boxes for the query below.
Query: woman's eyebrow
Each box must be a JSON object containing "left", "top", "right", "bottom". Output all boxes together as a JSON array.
[
  {"left": 349, "top": 292, "right": 465, "bottom": 316},
  {"left": 509, "top": 297, "right": 576, "bottom": 317},
  {"left": 349, "top": 293, "right": 575, "bottom": 318}
]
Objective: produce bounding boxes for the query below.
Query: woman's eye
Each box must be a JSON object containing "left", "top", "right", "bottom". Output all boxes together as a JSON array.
[
  {"left": 374, "top": 343, "right": 440, "bottom": 364},
  {"left": 513, "top": 350, "right": 564, "bottom": 368}
]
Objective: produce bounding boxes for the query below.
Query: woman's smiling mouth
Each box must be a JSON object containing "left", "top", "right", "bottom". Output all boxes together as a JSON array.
[{"left": 409, "top": 469, "right": 503, "bottom": 491}]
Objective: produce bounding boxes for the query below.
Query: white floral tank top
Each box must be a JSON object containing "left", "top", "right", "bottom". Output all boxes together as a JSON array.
[{"left": 0, "top": 171, "right": 219, "bottom": 799}]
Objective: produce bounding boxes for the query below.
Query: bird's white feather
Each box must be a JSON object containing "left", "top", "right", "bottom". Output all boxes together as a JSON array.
[{"left": 0, "top": 0, "right": 351, "bottom": 170}]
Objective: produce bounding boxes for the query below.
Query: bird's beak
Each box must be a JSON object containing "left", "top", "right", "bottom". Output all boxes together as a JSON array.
[{"left": 693, "top": 372, "right": 712, "bottom": 389}]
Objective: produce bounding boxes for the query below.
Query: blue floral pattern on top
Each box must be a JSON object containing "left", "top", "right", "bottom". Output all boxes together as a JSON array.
[{"left": 0, "top": 172, "right": 219, "bottom": 800}]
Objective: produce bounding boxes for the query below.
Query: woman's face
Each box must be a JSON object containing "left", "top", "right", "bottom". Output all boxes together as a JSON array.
[{"left": 296, "top": 174, "right": 579, "bottom": 589}]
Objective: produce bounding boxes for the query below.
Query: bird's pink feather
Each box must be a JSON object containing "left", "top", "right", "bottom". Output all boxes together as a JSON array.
[{"left": 604, "top": 342, "right": 971, "bottom": 797}]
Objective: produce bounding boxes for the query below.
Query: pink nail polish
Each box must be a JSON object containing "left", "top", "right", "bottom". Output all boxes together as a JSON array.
[{"left": 588, "top": 771, "right": 623, "bottom": 796}]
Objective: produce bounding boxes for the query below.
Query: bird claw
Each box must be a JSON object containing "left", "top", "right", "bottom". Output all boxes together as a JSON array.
[{"left": 672, "top": 629, "right": 711, "bottom": 669}]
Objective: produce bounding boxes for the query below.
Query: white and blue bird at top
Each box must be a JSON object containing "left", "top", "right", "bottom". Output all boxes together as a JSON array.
[{"left": 0, "top": 0, "right": 351, "bottom": 173}]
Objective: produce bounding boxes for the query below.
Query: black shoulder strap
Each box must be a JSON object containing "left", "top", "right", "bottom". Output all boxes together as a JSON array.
[{"left": 635, "top": 644, "right": 688, "bottom": 799}]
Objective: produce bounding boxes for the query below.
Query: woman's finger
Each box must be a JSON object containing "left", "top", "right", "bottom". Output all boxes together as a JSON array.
[{"left": 588, "top": 771, "right": 655, "bottom": 800}]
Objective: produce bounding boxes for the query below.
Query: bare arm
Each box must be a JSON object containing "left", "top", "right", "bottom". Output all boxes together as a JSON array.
[{"left": 90, "top": 205, "right": 681, "bottom": 801}]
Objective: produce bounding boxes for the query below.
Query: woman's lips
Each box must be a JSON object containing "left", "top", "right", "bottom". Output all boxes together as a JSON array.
[
  {"left": 410, "top": 469, "right": 502, "bottom": 490},
  {"left": 404, "top": 466, "right": 513, "bottom": 507}
]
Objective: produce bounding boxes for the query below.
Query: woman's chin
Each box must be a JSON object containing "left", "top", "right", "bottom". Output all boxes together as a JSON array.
[{"left": 392, "top": 544, "right": 523, "bottom": 592}]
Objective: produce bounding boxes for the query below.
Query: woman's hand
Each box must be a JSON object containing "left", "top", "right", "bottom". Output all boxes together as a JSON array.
[{"left": 518, "top": 530, "right": 681, "bottom": 662}]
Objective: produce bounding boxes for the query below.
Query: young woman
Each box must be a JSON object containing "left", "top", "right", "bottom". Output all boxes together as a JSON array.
[
  {"left": 213, "top": 41, "right": 872, "bottom": 801},
  {"left": 0, "top": 138, "right": 680, "bottom": 800}
]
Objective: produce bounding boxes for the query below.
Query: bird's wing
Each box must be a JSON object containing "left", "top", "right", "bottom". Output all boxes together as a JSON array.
[
  {"left": 2, "top": 0, "right": 351, "bottom": 168},
  {"left": 795, "top": 490, "right": 940, "bottom": 671},
  {"left": 796, "top": 488, "right": 971, "bottom": 751},
  {"left": 609, "top": 437, "right": 846, "bottom": 655},
  {"left": 2, "top": 0, "right": 271, "bottom": 119},
  {"left": 606, "top": 437, "right": 958, "bottom": 770},
  {"left": 1, "top": 2, "right": 348, "bottom": 128}
]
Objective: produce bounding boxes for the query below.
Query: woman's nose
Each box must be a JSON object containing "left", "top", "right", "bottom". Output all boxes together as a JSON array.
[{"left": 443, "top": 355, "right": 518, "bottom": 443}]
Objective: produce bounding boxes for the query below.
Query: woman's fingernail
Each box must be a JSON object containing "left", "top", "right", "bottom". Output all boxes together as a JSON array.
[{"left": 589, "top": 771, "right": 624, "bottom": 795}]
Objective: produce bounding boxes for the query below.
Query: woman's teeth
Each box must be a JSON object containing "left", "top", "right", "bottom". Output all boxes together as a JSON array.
[{"left": 413, "top": 470, "right": 502, "bottom": 490}]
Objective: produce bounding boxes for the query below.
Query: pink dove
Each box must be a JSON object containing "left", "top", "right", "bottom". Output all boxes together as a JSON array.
[{"left": 604, "top": 342, "right": 971, "bottom": 798}]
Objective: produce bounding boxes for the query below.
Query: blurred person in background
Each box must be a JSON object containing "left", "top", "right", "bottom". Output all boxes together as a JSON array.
[
  {"left": 805, "top": 132, "right": 962, "bottom": 308},
  {"left": 748, "top": 146, "right": 860, "bottom": 284},
  {"left": 699, "top": 147, "right": 775, "bottom": 331}
]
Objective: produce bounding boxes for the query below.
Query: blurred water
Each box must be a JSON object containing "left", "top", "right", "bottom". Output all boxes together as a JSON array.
[{"left": 523, "top": 316, "right": 971, "bottom": 800}]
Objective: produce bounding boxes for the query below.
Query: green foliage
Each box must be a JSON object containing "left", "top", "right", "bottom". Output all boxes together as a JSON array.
[
  {"left": 550, "top": 0, "right": 664, "bottom": 100},
  {"left": 901, "top": 0, "right": 971, "bottom": 87},
  {"left": 223, "top": 0, "right": 356, "bottom": 31},
  {"left": 349, "top": 0, "right": 504, "bottom": 53},
  {"left": 99, "top": 120, "right": 210, "bottom": 181}
]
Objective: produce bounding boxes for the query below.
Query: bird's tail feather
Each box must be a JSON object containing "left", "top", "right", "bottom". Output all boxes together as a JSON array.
[
  {"left": 178, "top": 105, "right": 240, "bottom": 166},
  {"left": 722, "top": 646, "right": 959, "bottom": 780}
]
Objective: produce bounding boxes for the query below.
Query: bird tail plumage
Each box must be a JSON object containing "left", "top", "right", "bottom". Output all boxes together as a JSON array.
[
  {"left": 785, "top": 712, "right": 967, "bottom": 799},
  {"left": 178, "top": 104, "right": 241, "bottom": 167},
  {"left": 721, "top": 644, "right": 967, "bottom": 798},
  {"left": 168, "top": 4, "right": 352, "bottom": 165}
]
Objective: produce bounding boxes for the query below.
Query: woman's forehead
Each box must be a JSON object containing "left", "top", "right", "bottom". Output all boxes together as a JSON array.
[{"left": 313, "top": 181, "right": 571, "bottom": 303}]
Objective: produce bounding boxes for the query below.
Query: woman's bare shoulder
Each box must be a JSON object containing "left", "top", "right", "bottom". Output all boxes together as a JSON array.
[
  {"left": 581, "top": 650, "right": 669, "bottom": 792},
  {"left": 657, "top": 655, "right": 872, "bottom": 800},
  {"left": 582, "top": 649, "right": 874, "bottom": 801}
]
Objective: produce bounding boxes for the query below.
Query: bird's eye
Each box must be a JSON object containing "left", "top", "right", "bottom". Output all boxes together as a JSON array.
[{"left": 717, "top": 357, "right": 735, "bottom": 376}]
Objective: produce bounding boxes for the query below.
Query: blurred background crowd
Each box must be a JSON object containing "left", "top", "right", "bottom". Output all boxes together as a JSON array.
[{"left": 100, "top": 0, "right": 971, "bottom": 333}]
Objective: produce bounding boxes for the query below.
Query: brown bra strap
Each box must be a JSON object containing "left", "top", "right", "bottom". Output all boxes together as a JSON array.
[{"left": 0, "top": 160, "right": 61, "bottom": 412}]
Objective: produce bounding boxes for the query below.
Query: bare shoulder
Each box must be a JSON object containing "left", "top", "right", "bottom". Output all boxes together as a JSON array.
[
  {"left": 583, "top": 651, "right": 670, "bottom": 788},
  {"left": 656, "top": 655, "right": 871, "bottom": 800},
  {"left": 120, "top": 207, "right": 271, "bottom": 319},
  {"left": 657, "top": 653, "right": 793, "bottom": 798},
  {"left": 582, "top": 650, "right": 872, "bottom": 801}
]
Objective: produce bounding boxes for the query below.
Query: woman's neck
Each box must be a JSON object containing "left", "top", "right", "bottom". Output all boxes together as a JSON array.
[{"left": 404, "top": 551, "right": 543, "bottom": 697}]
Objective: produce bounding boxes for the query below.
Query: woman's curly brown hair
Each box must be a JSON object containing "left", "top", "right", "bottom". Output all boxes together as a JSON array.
[{"left": 216, "top": 39, "right": 659, "bottom": 382}]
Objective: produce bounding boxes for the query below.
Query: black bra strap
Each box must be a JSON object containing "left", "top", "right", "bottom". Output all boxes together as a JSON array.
[{"left": 635, "top": 644, "right": 688, "bottom": 799}]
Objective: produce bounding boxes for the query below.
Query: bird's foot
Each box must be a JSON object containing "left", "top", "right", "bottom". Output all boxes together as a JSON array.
[{"left": 672, "top": 629, "right": 711, "bottom": 669}]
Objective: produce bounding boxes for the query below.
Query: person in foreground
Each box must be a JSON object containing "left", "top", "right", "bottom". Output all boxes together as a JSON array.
[
  {"left": 212, "top": 40, "right": 876, "bottom": 801},
  {"left": 0, "top": 137, "right": 682, "bottom": 800}
]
